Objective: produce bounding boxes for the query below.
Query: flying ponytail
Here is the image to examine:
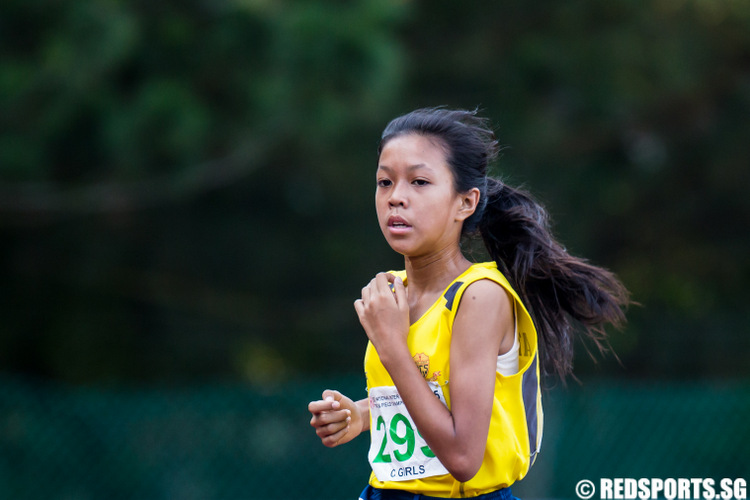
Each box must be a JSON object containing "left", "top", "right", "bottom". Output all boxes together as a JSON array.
[{"left": 478, "top": 177, "right": 630, "bottom": 380}]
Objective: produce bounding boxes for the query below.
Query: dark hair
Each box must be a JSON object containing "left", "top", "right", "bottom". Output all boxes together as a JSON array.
[{"left": 379, "top": 107, "right": 630, "bottom": 381}]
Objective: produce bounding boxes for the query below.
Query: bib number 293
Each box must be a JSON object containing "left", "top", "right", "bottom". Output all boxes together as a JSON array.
[
  {"left": 372, "top": 413, "right": 435, "bottom": 463},
  {"left": 368, "top": 384, "right": 449, "bottom": 481}
]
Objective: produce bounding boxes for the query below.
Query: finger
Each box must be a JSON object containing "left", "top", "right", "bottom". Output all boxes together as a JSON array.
[
  {"left": 322, "top": 389, "right": 343, "bottom": 409},
  {"left": 312, "top": 408, "right": 350, "bottom": 432},
  {"left": 354, "top": 298, "right": 364, "bottom": 320},
  {"left": 384, "top": 273, "right": 398, "bottom": 295},
  {"left": 308, "top": 399, "right": 336, "bottom": 414},
  {"left": 375, "top": 272, "right": 392, "bottom": 295},
  {"left": 390, "top": 274, "right": 407, "bottom": 308},
  {"left": 308, "top": 389, "right": 344, "bottom": 414},
  {"left": 310, "top": 408, "right": 350, "bottom": 428},
  {"left": 361, "top": 285, "right": 371, "bottom": 303},
  {"left": 320, "top": 415, "right": 353, "bottom": 447}
]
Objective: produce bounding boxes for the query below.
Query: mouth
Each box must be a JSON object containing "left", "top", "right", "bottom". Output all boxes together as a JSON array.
[{"left": 387, "top": 215, "right": 412, "bottom": 234}]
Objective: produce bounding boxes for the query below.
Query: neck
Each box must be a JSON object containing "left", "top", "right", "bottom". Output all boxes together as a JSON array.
[{"left": 403, "top": 244, "right": 472, "bottom": 294}]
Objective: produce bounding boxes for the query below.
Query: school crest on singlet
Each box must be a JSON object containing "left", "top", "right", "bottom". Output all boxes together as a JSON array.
[{"left": 413, "top": 353, "right": 429, "bottom": 378}]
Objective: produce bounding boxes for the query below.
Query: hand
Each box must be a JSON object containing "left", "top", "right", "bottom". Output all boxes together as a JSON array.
[
  {"left": 353, "top": 273, "right": 410, "bottom": 360},
  {"left": 308, "top": 390, "right": 365, "bottom": 447}
]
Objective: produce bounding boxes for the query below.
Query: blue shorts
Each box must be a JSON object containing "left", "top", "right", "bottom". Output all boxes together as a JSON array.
[{"left": 358, "top": 484, "right": 518, "bottom": 500}]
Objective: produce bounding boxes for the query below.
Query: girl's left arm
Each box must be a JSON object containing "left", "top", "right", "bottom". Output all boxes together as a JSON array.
[{"left": 355, "top": 273, "right": 513, "bottom": 482}]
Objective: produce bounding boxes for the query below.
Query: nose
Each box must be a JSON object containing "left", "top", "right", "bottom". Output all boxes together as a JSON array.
[{"left": 388, "top": 181, "right": 407, "bottom": 207}]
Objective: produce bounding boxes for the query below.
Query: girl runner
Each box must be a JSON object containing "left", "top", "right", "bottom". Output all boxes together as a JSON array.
[{"left": 309, "top": 107, "right": 630, "bottom": 499}]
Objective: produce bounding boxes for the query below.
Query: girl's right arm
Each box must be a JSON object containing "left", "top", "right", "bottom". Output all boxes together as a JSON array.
[{"left": 308, "top": 390, "right": 370, "bottom": 447}]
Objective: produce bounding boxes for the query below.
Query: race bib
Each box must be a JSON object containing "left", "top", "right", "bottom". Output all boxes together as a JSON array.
[{"left": 367, "top": 384, "right": 450, "bottom": 482}]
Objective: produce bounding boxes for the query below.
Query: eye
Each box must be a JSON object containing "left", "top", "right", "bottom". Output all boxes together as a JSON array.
[
  {"left": 412, "top": 178, "right": 429, "bottom": 186},
  {"left": 377, "top": 178, "right": 392, "bottom": 188}
]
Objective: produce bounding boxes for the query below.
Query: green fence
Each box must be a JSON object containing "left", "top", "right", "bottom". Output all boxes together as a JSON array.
[{"left": 0, "top": 374, "right": 747, "bottom": 500}]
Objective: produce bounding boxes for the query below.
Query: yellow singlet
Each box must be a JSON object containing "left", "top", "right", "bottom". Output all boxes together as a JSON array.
[{"left": 364, "top": 262, "right": 543, "bottom": 498}]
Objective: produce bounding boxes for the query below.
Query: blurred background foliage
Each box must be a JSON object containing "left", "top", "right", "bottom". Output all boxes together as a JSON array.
[
  {"left": 1, "top": 1, "right": 749, "bottom": 498},
  {"left": 1, "top": 0, "right": 748, "bottom": 385}
]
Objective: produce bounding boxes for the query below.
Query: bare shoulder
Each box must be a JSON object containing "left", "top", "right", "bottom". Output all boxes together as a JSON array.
[
  {"left": 457, "top": 278, "right": 513, "bottom": 316},
  {"left": 453, "top": 278, "right": 515, "bottom": 356}
]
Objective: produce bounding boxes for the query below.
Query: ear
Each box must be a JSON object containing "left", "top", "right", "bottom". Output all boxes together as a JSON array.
[{"left": 455, "top": 187, "right": 481, "bottom": 222}]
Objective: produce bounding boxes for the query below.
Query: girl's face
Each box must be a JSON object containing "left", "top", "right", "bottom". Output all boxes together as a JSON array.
[{"left": 376, "top": 133, "right": 477, "bottom": 258}]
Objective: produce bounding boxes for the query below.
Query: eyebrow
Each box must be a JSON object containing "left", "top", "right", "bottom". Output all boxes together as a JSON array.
[{"left": 377, "top": 164, "right": 433, "bottom": 174}]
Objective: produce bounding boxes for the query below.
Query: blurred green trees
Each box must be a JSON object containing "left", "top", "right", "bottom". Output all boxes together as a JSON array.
[{"left": 1, "top": 0, "right": 748, "bottom": 384}]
